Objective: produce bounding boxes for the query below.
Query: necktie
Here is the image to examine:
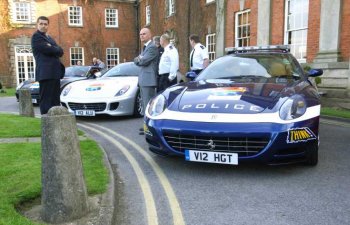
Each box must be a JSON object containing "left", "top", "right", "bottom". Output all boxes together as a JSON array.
[
  {"left": 190, "top": 49, "right": 195, "bottom": 67},
  {"left": 143, "top": 45, "right": 146, "bottom": 52}
]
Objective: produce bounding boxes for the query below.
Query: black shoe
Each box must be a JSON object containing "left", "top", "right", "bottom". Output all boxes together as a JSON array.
[{"left": 139, "top": 127, "right": 144, "bottom": 132}]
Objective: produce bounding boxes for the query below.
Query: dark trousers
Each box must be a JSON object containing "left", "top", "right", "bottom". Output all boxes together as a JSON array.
[
  {"left": 158, "top": 73, "right": 176, "bottom": 93},
  {"left": 39, "top": 79, "right": 61, "bottom": 114}
]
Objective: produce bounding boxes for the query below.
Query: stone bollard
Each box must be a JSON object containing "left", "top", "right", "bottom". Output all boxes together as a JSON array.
[
  {"left": 41, "top": 106, "right": 89, "bottom": 224},
  {"left": 18, "top": 89, "right": 34, "bottom": 117}
]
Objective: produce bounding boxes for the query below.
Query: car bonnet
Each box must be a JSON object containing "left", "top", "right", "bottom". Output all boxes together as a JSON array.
[{"left": 174, "top": 80, "right": 290, "bottom": 114}]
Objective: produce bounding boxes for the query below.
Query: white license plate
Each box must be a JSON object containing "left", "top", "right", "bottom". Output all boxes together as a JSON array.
[
  {"left": 75, "top": 110, "right": 95, "bottom": 116},
  {"left": 185, "top": 150, "right": 238, "bottom": 165},
  {"left": 32, "top": 99, "right": 37, "bottom": 104}
]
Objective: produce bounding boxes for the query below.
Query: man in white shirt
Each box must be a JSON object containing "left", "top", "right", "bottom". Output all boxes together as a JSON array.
[
  {"left": 158, "top": 33, "right": 179, "bottom": 92},
  {"left": 189, "top": 34, "right": 209, "bottom": 75}
]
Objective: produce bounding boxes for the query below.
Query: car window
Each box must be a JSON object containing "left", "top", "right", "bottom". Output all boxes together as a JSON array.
[
  {"left": 196, "top": 54, "right": 304, "bottom": 81},
  {"left": 103, "top": 63, "right": 141, "bottom": 77},
  {"left": 65, "top": 66, "right": 90, "bottom": 77}
]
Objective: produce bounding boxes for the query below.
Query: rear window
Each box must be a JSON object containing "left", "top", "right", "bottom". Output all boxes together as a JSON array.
[{"left": 65, "top": 66, "right": 90, "bottom": 77}]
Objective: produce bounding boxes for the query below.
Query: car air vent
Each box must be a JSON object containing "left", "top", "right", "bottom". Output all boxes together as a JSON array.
[
  {"left": 163, "top": 132, "right": 270, "bottom": 157},
  {"left": 68, "top": 102, "right": 106, "bottom": 112},
  {"left": 109, "top": 102, "right": 119, "bottom": 111}
]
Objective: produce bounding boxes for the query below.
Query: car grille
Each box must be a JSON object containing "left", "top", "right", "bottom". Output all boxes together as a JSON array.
[
  {"left": 163, "top": 132, "right": 270, "bottom": 157},
  {"left": 68, "top": 102, "right": 106, "bottom": 112}
]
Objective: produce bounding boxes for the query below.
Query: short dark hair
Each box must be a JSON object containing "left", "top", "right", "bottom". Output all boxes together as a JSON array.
[
  {"left": 37, "top": 16, "right": 49, "bottom": 24},
  {"left": 189, "top": 34, "right": 200, "bottom": 43}
]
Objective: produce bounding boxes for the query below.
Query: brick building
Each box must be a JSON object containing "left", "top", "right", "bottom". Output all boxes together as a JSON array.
[
  {"left": 138, "top": 0, "right": 349, "bottom": 97},
  {"left": 1, "top": 0, "right": 349, "bottom": 98},
  {"left": 0, "top": 0, "right": 138, "bottom": 87}
]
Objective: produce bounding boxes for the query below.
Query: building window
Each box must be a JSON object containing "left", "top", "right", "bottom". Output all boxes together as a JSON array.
[
  {"left": 106, "top": 48, "right": 120, "bottom": 68},
  {"left": 68, "top": 6, "right": 83, "bottom": 26},
  {"left": 105, "top": 8, "right": 118, "bottom": 28},
  {"left": 10, "top": 1, "right": 36, "bottom": 24},
  {"left": 235, "top": 9, "right": 250, "bottom": 47},
  {"left": 14, "top": 2, "right": 30, "bottom": 22},
  {"left": 206, "top": 0, "right": 215, "bottom": 3},
  {"left": 15, "top": 45, "right": 35, "bottom": 85},
  {"left": 70, "top": 47, "right": 84, "bottom": 66},
  {"left": 284, "top": 0, "right": 309, "bottom": 62},
  {"left": 146, "top": 5, "right": 151, "bottom": 25},
  {"left": 206, "top": 33, "right": 216, "bottom": 62},
  {"left": 167, "top": 0, "right": 175, "bottom": 16}
]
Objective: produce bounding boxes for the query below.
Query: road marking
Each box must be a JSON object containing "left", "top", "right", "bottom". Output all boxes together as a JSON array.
[
  {"left": 78, "top": 123, "right": 158, "bottom": 225},
  {"left": 83, "top": 123, "right": 186, "bottom": 225}
]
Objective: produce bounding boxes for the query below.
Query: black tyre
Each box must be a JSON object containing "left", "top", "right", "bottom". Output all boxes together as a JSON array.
[
  {"left": 133, "top": 89, "right": 143, "bottom": 117},
  {"left": 305, "top": 142, "right": 318, "bottom": 166}
]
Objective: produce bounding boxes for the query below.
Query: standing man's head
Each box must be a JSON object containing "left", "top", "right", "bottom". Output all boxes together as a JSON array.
[
  {"left": 36, "top": 16, "right": 49, "bottom": 33},
  {"left": 160, "top": 34, "right": 171, "bottom": 48},
  {"left": 92, "top": 57, "right": 97, "bottom": 64},
  {"left": 153, "top": 36, "right": 161, "bottom": 47},
  {"left": 139, "top": 27, "right": 152, "bottom": 43},
  {"left": 189, "top": 34, "right": 200, "bottom": 48}
]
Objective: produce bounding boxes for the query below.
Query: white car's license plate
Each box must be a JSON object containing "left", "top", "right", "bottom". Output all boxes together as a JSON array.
[
  {"left": 75, "top": 110, "right": 95, "bottom": 116},
  {"left": 185, "top": 150, "right": 238, "bottom": 165},
  {"left": 32, "top": 99, "right": 37, "bottom": 104}
]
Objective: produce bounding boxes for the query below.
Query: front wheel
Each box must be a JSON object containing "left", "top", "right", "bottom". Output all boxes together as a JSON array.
[
  {"left": 133, "top": 89, "right": 144, "bottom": 117},
  {"left": 305, "top": 142, "right": 318, "bottom": 166}
]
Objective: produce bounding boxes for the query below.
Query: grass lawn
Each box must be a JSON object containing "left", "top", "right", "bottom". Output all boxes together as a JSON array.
[
  {"left": 0, "top": 114, "right": 41, "bottom": 138},
  {"left": 0, "top": 113, "right": 84, "bottom": 137},
  {"left": 0, "top": 114, "right": 108, "bottom": 225},
  {"left": 0, "top": 88, "right": 16, "bottom": 97},
  {"left": 321, "top": 107, "right": 350, "bottom": 119}
]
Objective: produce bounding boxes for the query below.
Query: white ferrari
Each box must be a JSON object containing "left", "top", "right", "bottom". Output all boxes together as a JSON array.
[{"left": 60, "top": 62, "right": 143, "bottom": 117}]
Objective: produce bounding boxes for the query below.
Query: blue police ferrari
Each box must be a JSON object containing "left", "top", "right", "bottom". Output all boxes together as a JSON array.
[{"left": 144, "top": 45, "right": 323, "bottom": 166}]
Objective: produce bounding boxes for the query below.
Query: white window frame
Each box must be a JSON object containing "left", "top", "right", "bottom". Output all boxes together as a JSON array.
[
  {"left": 167, "top": 0, "right": 175, "bottom": 16},
  {"left": 15, "top": 45, "right": 35, "bottom": 85},
  {"left": 284, "top": 0, "right": 309, "bottom": 62},
  {"left": 146, "top": 5, "right": 151, "bottom": 25},
  {"left": 235, "top": 9, "right": 251, "bottom": 47},
  {"left": 206, "top": 33, "right": 216, "bottom": 62},
  {"left": 11, "top": 1, "right": 35, "bottom": 24},
  {"left": 70, "top": 47, "right": 84, "bottom": 66},
  {"left": 206, "top": 0, "right": 215, "bottom": 4},
  {"left": 105, "top": 8, "right": 118, "bottom": 28},
  {"left": 68, "top": 6, "right": 83, "bottom": 26},
  {"left": 106, "top": 48, "right": 120, "bottom": 68}
]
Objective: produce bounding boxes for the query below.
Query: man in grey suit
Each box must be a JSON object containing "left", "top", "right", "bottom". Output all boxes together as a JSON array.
[{"left": 134, "top": 27, "right": 159, "bottom": 115}]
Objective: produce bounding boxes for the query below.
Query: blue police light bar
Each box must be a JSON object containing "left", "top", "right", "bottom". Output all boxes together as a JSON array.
[{"left": 225, "top": 45, "right": 290, "bottom": 54}]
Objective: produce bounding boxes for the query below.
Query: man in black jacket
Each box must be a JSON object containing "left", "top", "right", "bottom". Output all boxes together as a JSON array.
[{"left": 31, "top": 16, "right": 64, "bottom": 114}]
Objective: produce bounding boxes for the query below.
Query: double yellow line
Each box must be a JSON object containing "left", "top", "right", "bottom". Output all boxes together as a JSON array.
[{"left": 79, "top": 123, "right": 185, "bottom": 225}]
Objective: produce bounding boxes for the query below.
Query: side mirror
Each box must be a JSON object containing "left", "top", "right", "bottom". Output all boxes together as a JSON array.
[
  {"left": 308, "top": 69, "right": 323, "bottom": 77},
  {"left": 186, "top": 71, "right": 197, "bottom": 81}
]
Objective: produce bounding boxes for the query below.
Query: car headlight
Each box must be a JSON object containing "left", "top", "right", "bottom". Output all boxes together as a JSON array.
[
  {"left": 62, "top": 85, "right": 72, "bottom": 96},
  {"left": 148, "top": 94, "right": 166, "bottom": 116},
  {"left": 279, "top": 95, "right": 307, "bottom": 120},
  {"left": 115, "top": 85, "right": 130, "bottom": 96}
]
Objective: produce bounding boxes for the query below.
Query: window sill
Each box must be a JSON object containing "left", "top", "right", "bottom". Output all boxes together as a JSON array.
[{"left": 68, "top": 25, "right": 84, "bottom": 28}]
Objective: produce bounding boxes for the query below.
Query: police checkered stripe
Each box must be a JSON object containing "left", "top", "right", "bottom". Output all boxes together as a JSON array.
[{"left": 146, "top": 105, "right": 321, "bottom": 124}]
